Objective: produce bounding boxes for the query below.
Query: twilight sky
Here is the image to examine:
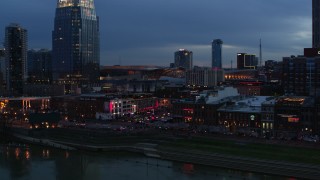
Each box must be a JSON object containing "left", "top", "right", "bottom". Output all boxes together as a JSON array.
[{"left": 0, "top": 0, "right": 312, "bottom": 67}]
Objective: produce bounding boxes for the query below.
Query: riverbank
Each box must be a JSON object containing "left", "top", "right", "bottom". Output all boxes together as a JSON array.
[
  {"left": 10, "top": 132, "right": 320, "bottom": 180},
  {"left": 158, "top": 146, "right": 320, "bottom": 180}
]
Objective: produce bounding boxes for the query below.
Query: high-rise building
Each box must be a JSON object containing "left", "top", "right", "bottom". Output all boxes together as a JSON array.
[
  {"left": 5, "top": 24, "right": 28, "bottom": 95},
  {"left": 52, "top": 0, "right": 100, "bottom": 83},
  {"left": 174, "top": 49, "right": 193, "bottom": 70},
  {"left": 212, "top": 39, "right": 223, "bottom": 69},
  {"left": 313, "top": 0, "right": 320, "bottom": 48},
  {"left": 0, "top": 49, "right": 5, "bottom": 77},
  {"left": 282, "top": 55, "right": 320, "bottom": 96},
  {"left": 27, "top": 49, "right": 52, "bottom": 84},
  {"left": 0, "top": 49, "right": 5, "bottom": 94},
  {"left": 237, "top": 53, "right": 258, "bottom": 70}
]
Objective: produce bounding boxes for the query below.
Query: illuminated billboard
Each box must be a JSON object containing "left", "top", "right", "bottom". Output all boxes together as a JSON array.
[{"left": 288, "top": 117, "right": 299, "bottom": 123}]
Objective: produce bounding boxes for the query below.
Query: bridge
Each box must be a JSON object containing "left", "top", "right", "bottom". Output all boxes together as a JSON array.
[{"left": 0, "top": 97, "right": 50, "bottom": 112}]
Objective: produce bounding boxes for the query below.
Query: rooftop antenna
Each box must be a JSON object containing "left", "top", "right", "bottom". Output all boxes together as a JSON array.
[{"left": 259, "top": 39, "right": 262, "bottom": 67}]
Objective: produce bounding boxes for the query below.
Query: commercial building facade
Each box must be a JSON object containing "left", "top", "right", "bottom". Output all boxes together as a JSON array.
[
  {"left": 172, "top": 87, "right": 239, "bottom": 125},
  {"left": 186, "top": 68, "right": 224, "bottom": 87},
  {"left": 51, "top": 93, "right": 159, "bottom": 120},
  {"left": 261, "top": 99, "right": 275, "bottom": 137},
  {"left": 274, "top": 97, "right": 315, "bottom": 138},
  {"left": 282, "top": 56, "right": 320, "bottom": 96},
  {"left": 217, "top": 96, "right": 270, "bottom": 135}
]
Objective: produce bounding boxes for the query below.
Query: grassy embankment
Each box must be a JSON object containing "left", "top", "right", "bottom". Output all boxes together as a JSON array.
[{"left": 159, "top": 137, "right": 320, "bottom": 165}]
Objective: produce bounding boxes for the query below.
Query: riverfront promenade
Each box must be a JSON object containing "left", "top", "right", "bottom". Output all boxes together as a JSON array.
[{"left": 10, "top": 129, "right": 320, "bottom": 180}]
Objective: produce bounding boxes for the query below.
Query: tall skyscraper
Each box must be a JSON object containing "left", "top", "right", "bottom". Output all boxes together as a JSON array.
[
  {"left": 313, "top": 0, "right": 320, "bottom": 48},
  {"left": 212, "top": 39, "right": 223, "bottom": 69},
  {"left": 0, "top": 49, "right": 5, "bottom": 78},
  {"left": 5, "top": 24, "right": 28, "bottom": 95},
  {"left": 52, "top": 0, "right": 100, "bottom": 83},
  {"left": 174, "top": 49, "right": 193, "bottom": 70},
  {"left": 0, "top": 49, "right": 5, "bottom": 94}
]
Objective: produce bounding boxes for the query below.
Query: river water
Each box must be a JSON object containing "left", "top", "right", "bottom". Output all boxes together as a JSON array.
[{"left": 0, "top": 143, "right": 293, "bottom": 180}]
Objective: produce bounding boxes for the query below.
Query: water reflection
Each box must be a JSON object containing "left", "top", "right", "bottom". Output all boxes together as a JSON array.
[
  {"left": 42, "top": 149, "right": 50, "bottom": 158},
  {"left": 14, "top": 148, "right": 20, "bottom": 160},
  {"left": 25, "top": 150, "right": 30, "bottom": 160},
  {"left": 65, "top": 151, "right": 69, "bottom": 159},
  {"left": 0, "top": 143, "right": 290, "bottom": 180},
  {"left": 182, "top": 163, "right": 194, "bottom": 174}
]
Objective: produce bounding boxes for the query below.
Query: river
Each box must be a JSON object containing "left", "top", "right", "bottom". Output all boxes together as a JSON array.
[{"left": 0, "top": 143, "right": 293, "bottom": 180}]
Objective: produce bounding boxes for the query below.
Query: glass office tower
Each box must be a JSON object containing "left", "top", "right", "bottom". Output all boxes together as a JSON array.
[
  {"left": 52, "top": 0, "right": 100, "bottom": 83},
  {"left": 212, "top": 39, "right": 223, "bottom": 69}
]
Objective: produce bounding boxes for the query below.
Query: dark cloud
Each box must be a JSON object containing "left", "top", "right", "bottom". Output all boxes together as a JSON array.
[{"left": 0, "top": 0, "right": 312, "bottom": 67}]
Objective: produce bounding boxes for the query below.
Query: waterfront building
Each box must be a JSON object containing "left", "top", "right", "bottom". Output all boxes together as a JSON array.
[
  {"left": 172, "top": 87, "right": 239, "bottom": 125},
  {"left": 51, "top": 94, "right": 105, "bottom": 120},
  {"left": 186, "top": 67, "right": 224, "bottom": 87},
  {"left": 174, "top": 49, "right": 193, "bottom": 70},
  {"left": 212, "top": 39, "right": 223, "bottom": 69},
  {"left": 4, "top": 24, "right": 28, "bottom": 96},
  {"left": 217, "top": 96, "right": 271, "bottom": 135},
  {"left": 27, "top": 49, "right": 52, "bottom": 84},
  {"left": 100, "top": 98, "right": 135, "bottom": 119},
  {"left": 51, "top": 93, "right": 159, "bottom": 120},
  {"left": 237, "top": 53, "right": 258, "bottom": 70},
  {"left": 274, "top": 97, "right": 315, "bottom": 138},
  {"left": 52, "top": 0, "right": 100, "bottom": 83}
]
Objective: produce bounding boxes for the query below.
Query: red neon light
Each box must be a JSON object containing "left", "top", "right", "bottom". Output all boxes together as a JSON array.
[
  {"left": 109, "top": 102, "right": 113, "bottom": 112},
  {"left": 143, "top": 107, "right": 154, "bottom": 110},
  {"left": 288, "top": 117, "right": 299, "bottom": 123},
  {"left": 183, "top": 163, "right": 194, "bottom": 173},
  {"left": 239, "top": 82, "right": 262, "bottom": 85},
  {"left": 183, "top": 108, "right": 194, "bottom": 111}
]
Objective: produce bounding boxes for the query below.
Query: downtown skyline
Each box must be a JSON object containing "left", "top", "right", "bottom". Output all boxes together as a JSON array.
[{"left": 0, "top": 0, "right": 312, "bottom": 67}]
